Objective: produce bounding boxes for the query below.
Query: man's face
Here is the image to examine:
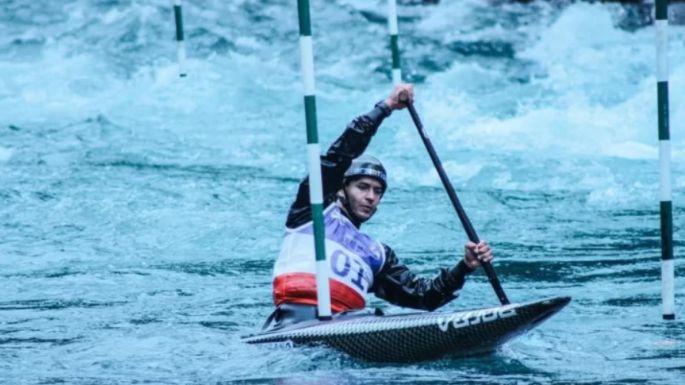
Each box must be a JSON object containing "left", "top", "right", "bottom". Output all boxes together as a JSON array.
[{"left": 344, "top": 177, "right": 384, "bottom": 222}]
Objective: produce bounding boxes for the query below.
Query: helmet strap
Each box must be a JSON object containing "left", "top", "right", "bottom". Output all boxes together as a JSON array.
[{"left": 340, "top": 184, "right": 363, "bottom": 228}]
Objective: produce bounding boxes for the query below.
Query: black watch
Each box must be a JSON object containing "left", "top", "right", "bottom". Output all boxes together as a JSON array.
[{"left": 374, "top": 100, "right": 392, "bottom": 118}]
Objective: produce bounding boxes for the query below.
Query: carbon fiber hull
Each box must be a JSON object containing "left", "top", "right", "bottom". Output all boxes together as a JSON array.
[{"left": 243, "top": 296, "right": 571, "bottom": 362}]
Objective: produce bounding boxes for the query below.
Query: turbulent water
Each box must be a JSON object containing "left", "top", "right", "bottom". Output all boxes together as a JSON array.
[{"left": 1, "top": 0, "right": 684, "bottom": 384}]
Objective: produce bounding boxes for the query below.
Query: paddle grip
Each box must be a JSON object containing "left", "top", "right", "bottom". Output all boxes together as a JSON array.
[{"left": 398, "top": 90, "right": 410, "bottom": 104}]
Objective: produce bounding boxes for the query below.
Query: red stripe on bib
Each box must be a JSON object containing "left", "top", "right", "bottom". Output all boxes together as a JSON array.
[{"left": 273, "top": 273, "right": 365, "bottom": 313}]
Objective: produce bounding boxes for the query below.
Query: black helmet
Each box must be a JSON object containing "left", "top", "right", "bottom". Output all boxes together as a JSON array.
[{"left": 343, "top": 155, "right": 387, "bottom": 192}]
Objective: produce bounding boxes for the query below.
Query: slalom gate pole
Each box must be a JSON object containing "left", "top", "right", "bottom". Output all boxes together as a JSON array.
[
  {"left": 388, "top": 0, "right": 402, "bottom": 85},
  {"left": 655, "top": 0, "right": 675, "bottom": 320},
  {"left": 297, "top": 0, "right": 332, "bottom": 320},
  {"left": 173, "top": 0, "right": 187, "bottom": 77}
]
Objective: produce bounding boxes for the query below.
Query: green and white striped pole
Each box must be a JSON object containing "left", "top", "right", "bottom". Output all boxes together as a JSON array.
[
  {"left": 173, "top": 0, "right": 187, "bottom": 77},
  {"left": 656, "top": 0, "right": 675, "bottom": 320},
  {"left": 297, "top": 0, "right": 332, "bottom": 320},
  {"left": 388, "top": 0, "right": 401, "bottom": 85}
]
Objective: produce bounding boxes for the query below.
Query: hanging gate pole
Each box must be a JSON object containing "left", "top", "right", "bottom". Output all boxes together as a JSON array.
[
  {"left": 655, "top": 0, "right": 675, "bottom": 320},
  {"left": 387, "top": 0, "right": 401, "bottom": 85},
  {"left": 297, "top": 0, "right": 332, "bottom": 320},
  {"left": 173, "top": 0, "right": 187, "bottom": 77}
]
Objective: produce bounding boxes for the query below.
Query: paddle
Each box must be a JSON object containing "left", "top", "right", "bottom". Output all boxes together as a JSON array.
[{"left": 399, "top": 92, "right": 510, "bottom": 305}]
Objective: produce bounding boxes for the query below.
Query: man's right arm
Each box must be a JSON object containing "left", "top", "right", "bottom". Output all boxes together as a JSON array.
[{"left": 284, "top": 102, "right": 392, "bottom": 228}]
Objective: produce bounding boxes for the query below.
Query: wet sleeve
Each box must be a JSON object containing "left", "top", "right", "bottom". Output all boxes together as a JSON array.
[
  {"left": 371, "top": 244, "right": 476, "bottom": 311},
  {"left": 285, "top": 102, "right": 392, "bottom": 228}
]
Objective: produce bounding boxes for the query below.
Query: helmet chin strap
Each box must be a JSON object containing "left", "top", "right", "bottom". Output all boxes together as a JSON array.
[{"left": 340, "top": 187, "right": 372, "bottom": 227}]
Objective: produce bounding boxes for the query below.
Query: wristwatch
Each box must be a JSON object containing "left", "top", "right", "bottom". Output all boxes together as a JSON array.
[{"left": 374, "top": 100, "right": 392, "bottom": 118}]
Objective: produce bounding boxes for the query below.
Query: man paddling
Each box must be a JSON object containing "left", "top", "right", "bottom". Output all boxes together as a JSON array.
[{"left": 265, "top": 84, "right": 494, "bottom": 330}]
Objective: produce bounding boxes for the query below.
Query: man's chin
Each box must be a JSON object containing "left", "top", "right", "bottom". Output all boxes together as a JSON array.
[{"left": 355, "top": 211, "right": 373, "bottom": 222}]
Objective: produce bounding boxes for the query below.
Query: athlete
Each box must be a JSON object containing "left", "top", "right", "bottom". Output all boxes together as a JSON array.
[{"left": 265, "top": 84, "right": 494, "bottom": 330}]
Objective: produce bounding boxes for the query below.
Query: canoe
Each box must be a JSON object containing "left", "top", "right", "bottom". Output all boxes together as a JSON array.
[{"left": 243, "top": 296, "right": 571, "bottom": 362}]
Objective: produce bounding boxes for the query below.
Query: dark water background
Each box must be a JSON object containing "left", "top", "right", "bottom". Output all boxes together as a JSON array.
[{"left": 1, "top": 0, "right": 684, "bottom": 383}]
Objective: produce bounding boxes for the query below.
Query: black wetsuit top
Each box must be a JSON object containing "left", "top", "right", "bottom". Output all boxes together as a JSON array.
[
  {"left": 284, "top": 101, "right": 475, "bottom": 312},
  {"left": 263, "top": 102, "right": 476, "bottom": 331}
]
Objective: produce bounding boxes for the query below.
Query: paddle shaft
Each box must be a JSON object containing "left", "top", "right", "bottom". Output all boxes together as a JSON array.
[{"left": 401, "top": 97, "right": 510, "bottom": 305}]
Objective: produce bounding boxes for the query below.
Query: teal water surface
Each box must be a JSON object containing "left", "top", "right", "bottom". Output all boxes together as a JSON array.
[{"left": 1, "top": 1, "right": 684, "bottom": 384}]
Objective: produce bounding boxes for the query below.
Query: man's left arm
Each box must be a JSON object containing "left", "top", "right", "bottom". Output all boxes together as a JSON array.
[{"left": 371, "top": 245, "right": 476, "bottom": 311}]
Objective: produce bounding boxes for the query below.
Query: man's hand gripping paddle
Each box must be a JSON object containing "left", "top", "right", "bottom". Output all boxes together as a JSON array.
[{"left": 398, "top": 91, "right": 510, "bottom": 305}]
